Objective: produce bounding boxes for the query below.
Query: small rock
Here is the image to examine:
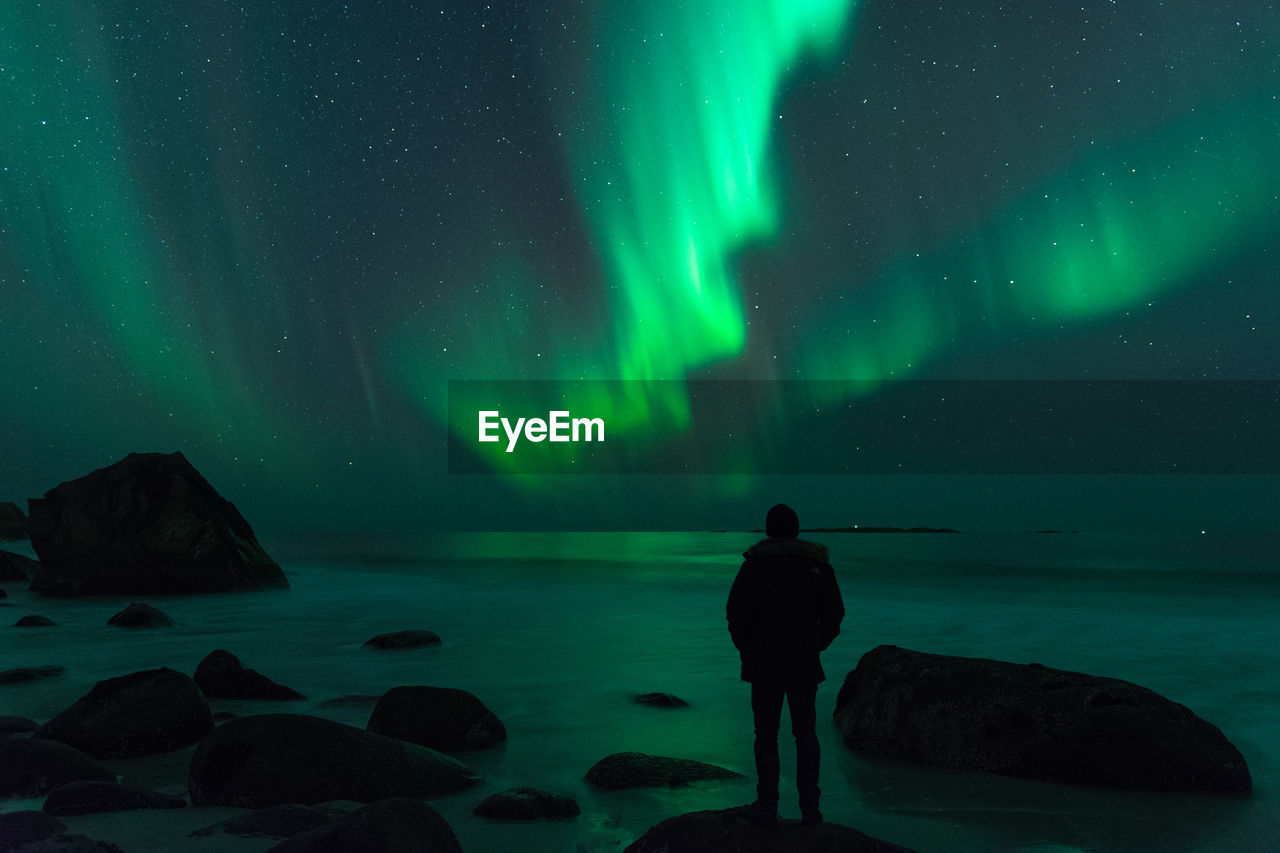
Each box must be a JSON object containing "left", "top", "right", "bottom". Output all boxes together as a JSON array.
[
  {"left": 15, "top": 615, "right": 55, "bottom": 627},
  {"left": 319, "top": 694, "right": 383, "bottom": 707},
  {"left": 363, "top": 630, "right": 441, "bottom": 649},
  {"left": 42, "top": 781, "right": 187, "bottom": 816},
  {"left": 36, "top": 667, "right": 214, "bottom": 759},
  {"left": 0, "top": 665, "right": 65, "bottom": 685},
  {"left": 634, "top": 692, "right": 689, "bottom": 708},
  {"left": 0, "top": 737, "right": 114, "bottom": 798},
  {"left": 585, "top": 752, "right": 743, "bottom": 790},
  {"left": 106, "top": 602, "right": 173, "bottom": 628},
  {"left": 0, "top": 503, "right": 29, "bottom": 540},
  {"left": 367, "top": 686, "right": 506, "bottom": 751},
  {"left": 473, "top": 787, "right": 580, "bottom": 821},
  {"left": 194, "top": 650, "right": 305, "bottom": 700}
]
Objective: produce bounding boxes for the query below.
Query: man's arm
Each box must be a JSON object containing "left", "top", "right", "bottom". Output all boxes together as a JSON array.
[
  {"left": 817, "top": 564, "right": 844, "bottom": 651},
  {"left": 726, "top": 562, "right": 756, "bottom": 652}
]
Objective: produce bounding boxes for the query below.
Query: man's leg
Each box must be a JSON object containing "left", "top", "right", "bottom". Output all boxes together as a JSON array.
[
  {"left": 788, "top": 682, "right": 821, "bottom": 822},
  {"left": 750, "top": 681, "right": 785, "bottom": 812}
]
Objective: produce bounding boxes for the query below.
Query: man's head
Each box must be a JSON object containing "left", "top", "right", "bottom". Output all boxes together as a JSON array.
[{"left": 765, "top": 503, "right": 799, "bottom": 539}]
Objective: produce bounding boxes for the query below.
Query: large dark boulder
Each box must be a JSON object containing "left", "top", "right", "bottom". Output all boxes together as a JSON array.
[
  {"left": 0, "top": 737, "right": 114, "bottom": 798},
  {"left": 264, "top": 798, "right": 463, "bottom": 853},
  {"left": 2, "top": 836, "right": 124, "bottom": 853},
  {"left": 0, "top": 502, "right": 28, "bottom": 540},
  {"left": 41, "top": 781, "right": 187, "bottom": 816},
  {"left": 0, "top": 548, "right": 38, "bottom": 581},
  {"left": 473, "top": 787, "right": 580, "bottom": 821},
  {"left": 27, "top": 452, "right": 287, "bottom": 595},
  {"left": 623, "top": 808, "right": 916, "bottom": 853},
  {"left": 367, "top": 686, "right": 505, "bottom": 751},
  {"left": 188, "top": 713, "right": 482, "bottom": 808},
  {"left": 835, "top": 645, "right": 1252, "bottom": 793},
  {"left": 585, "top": 752, "right": 743, "bottom": 790},
  {"left": 194, "top": 649, "right": 305, "bottom": 700},
  {"left": 36, "top": 667, "right": 214, "bottom": 759}
]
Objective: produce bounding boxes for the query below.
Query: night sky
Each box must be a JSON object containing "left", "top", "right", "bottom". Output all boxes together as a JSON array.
[{"left": 3, "top": 2, "right": 1277, "bottom": 533}]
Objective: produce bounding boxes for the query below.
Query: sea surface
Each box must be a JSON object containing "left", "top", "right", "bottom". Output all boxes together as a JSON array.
[{"left": 2, "top": 531, "right": 1277, "bottom": 852}]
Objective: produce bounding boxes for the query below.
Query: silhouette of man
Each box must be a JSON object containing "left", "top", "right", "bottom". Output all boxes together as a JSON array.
[{"left": 727, "top": 503, "right": 844, "bottom": 827}]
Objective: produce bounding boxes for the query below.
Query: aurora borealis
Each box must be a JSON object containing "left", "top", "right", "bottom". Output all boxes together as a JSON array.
[{"left": 2, "top": 2, "right": 1277, "bottom": 532}]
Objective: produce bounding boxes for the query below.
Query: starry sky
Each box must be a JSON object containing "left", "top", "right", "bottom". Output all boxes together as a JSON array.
[{"left": 2, "top": 1, "right": 1277, "bottom": 533}]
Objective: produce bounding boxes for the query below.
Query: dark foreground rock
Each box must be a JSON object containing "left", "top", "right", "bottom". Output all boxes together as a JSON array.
[
  {"left": 42, "top": 781, "right": 187, "bottom": 816},
  {"left": 623, "top": 808, "right": 916, "bottom": 853},
  {"left": 36, "top": 667, "right": 214, "bottom": 759},
  {"left": 264, "top": 798, "right": 463, "bottom": 853},
  {"left": 0, "top": 548, "right": 38, "bottom": 581},
  {"left": 367, "top": 686, "right": 506, "bottom": 751},
  {"left": 191, "top": 804, "right": 351, "bottom": 840},
  {"left": 194, "top": 649, "right": 305, "bottom": 700},
  {"left": 0, "top": 737, "right": 114, "bottom": 798},
  {"left": 835, "top": 645, "right": 1252, "bottom": 793},
  {"left": 27, "top": 451, "right": 287, "bottom": 595},
  {"left": 0, "top": 666, "right": 65, "bottom": 685},
  {"left": 106, "top": 602, "right": 173, "bottom": 628},
  {"left": 585, "top": 752, "right": 744, "bottom": 790},
  {"left": 189, "top": 713, "right": 482, "bottom": 807},
  {"left": 473, "top": 787, "right": 580, "bottom": 821},
  {"left": 0, "top": 811, "right": 66, "bottom": 851},
  {"left": 15, "top": 615, "right": 56, "bottom": 627},
  {"left": 363, "top": 630, "right": 441, "bottom": 649},
  {"left": 3, "top": 836, "right": 125, "bottom": 853},
  {"left": 0, "top": 502, "right": 28, "bottom": 540}
]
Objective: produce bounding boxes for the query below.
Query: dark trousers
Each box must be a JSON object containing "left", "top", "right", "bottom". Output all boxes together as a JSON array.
[{"left": 750, "top": 681, "right": 820, "bottom": 813}]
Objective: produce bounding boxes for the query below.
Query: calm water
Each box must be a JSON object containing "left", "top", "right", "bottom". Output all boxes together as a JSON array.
[{"left": 2, "top": 531, "right": 1277, "bottom": 852}]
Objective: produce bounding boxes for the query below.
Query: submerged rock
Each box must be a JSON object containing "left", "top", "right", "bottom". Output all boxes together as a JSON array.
[
  {"left": 367, "top": 686, "right": 506, "bottom": 751},
  {"left": 585, "top": 752, "right": 743, "bottom": 790},
  {"left": 0, "top": 715, "right": 41, "bottom": 735},
  {"left": 264, "top": 798, "right": 463, "bottom": 853},
  {"left": 0, "top": 665, "right": 65, "bottom": 685},
  {"left": 41, "top": 781, "right": 187, "bottom": 816},
  {"left": 15, "top": 614, "right": 56, "bottom": 627},
  {"left": 835, "top": 645, "right": 1252, "bottom": 793},
  {"left": 189, "top": 713, "right": 482, "bottom": 808},
  {"left": 194, "top": 649, "right": 305, "bottom": 700},
  {"left": 623, "top": 808, "right": 916, "bottom": 853},
  {"left": 27, "top": 451, "right": 287, "bottom": 596},
  {"left": 634, "top": 692, "right": 689, "bottom": 708},
  {"left": 473, "top": 787, "right": 580, "bottom": 821},
  {"left": 36, "top": 667, "right": 214, "bottom": 759},
  {"left": 0, "top": 737, "right": 114, "bottom": 798},
  {"left": 0, "top": 548, "right": 38, "bottom": 581},
  {"left": 106, "top": 602, "right": 173, "bottom": 628},
  {"left": 363, "top": 630, "right": 441, "bottom": 649}
]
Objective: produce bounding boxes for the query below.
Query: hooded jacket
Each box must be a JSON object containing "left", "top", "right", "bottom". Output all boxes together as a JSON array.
[{"left": 726, "top": 537, "right": 845, "bottom": 685}]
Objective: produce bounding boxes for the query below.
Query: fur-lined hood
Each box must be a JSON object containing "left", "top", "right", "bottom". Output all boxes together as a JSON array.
[{"left": 742, "top": 537, "right": 829, "bottom": 564}]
